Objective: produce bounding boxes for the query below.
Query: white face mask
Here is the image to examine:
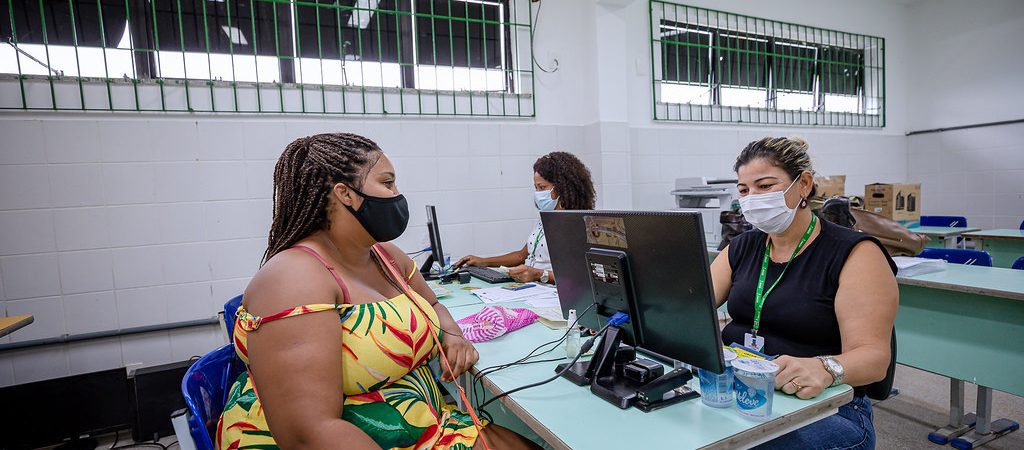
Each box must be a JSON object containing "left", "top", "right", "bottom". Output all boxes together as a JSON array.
[{"left": 738, "top": 178, "right": 801, "bottom": 234}]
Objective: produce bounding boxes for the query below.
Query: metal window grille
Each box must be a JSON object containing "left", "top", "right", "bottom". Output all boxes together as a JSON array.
[
  {"left": 0, "top": 0, "right": 535, "bottom": 116},
  {"left": 650, "top": 1, "right": 885, "bottom": 127}
]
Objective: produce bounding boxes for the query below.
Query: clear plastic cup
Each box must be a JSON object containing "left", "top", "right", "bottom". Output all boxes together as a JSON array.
[
  {"left": 732, "top": 357, "right": 780, "bottom": 421},
  {"left": 697, "top": 348, "right": 738, "bottom": 408}
]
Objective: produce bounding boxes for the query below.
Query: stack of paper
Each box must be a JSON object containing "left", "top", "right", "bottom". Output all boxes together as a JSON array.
[
  {"left": 471, "top": 284, "right": 558, "bottom": 304},
  {"left": 893, "top": 256, "right": 947, "bottom": 277}
]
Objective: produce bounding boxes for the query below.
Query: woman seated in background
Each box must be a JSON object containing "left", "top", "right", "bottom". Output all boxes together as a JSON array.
[
  {"left": 710, "top": 137, "right": 898, "bottom": 450},
  {"left": 217, "top": 133, "right": 539, "bottom": 450},
  {"left": 455, "top": 151, "right": 596, "bottom": 284}
]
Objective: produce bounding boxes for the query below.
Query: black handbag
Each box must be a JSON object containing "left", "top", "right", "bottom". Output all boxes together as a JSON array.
[
  {"left": 718, "top": 211, "right": 752, "bottom": 250},
  {"left": 820, "top": 197, "right": 857, "bottom": 229}
]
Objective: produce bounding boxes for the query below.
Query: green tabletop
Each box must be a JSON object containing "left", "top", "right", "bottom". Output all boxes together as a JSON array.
[
  {"left": 963, "top": 229, "right": 1024, "bottom": 240},
  {"left": 906, "top": 226, "right": 980, "bottom": 248},
  {"left": 897, "top": 263, "right": 1024, "bottom": 301},
  {"left": 431, "top": 277, "right": 519, "bottom": 308},
  {"left": 895, "top": 264, "right": 1024, "bottom": 397},
  {"left": 445, "top": 296, "right": 853, "bottom": 449},
  {"left": 907, "top": 226, "right": 982, "bottom": 237},
  {"left": 962, "top": 229, "right": 1024, "bottom": 268}
]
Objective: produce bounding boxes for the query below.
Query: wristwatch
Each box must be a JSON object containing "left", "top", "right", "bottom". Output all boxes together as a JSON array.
[
  {"left": 539, "top": 270, "right": 550, "bottom": 284},
  {"left": 817, "top": 356, "right": 845, "bottom": 387}
]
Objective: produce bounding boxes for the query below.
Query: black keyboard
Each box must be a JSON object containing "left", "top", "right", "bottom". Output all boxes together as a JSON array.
[{"left": 461, "top": 266, "right": 514, "bottom": 284}]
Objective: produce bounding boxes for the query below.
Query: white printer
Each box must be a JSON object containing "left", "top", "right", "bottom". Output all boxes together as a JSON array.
[{"left": 670, "top": 177, "right": 740, "bottom": 247}]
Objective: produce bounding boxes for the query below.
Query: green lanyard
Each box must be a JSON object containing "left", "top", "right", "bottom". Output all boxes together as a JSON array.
[
  {"left": 527, "top": 225, "right": 545, "bottom": 263},
  {"left": 751, "top": 214, "right": 817, "bottom": 336}
]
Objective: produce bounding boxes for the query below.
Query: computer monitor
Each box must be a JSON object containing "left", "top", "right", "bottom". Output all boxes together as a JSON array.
[
  {"left": 0, "top": 367, "right": 132, "bottom": 449},
  {"left": 421, "top": 205, "right": 447, "bottom": 279},
  {"left": 541, "top": 210, "right": 725, "bottom": 375}
]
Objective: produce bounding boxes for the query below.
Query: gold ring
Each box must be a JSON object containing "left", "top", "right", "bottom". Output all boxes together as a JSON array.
[{"left": 789, "top": 379, "right": 804, "bottom": 391}]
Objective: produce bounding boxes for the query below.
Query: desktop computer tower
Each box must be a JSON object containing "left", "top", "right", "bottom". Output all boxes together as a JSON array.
[{"left": 129, "top": 359, "right": 196, "bottom": 442}]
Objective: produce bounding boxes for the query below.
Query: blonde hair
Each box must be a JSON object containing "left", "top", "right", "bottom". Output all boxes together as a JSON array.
[{"left": 733, "top": 137, "right": 816, "bottom": 197}]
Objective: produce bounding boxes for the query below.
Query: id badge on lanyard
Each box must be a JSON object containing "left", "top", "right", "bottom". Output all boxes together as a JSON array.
[{"left": 744, "top": 332, "right": 765, "bottom": 352}]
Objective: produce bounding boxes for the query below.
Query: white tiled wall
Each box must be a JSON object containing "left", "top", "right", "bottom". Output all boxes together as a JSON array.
[
  {"left": 0, "top": 116, "right": 590, "bottom": 385},
  {"left": 908, "top": 123, "right": 1024, "bottom": 230},
  {"left": 629, "top": 126, "right": 908, "bottom": 210}
]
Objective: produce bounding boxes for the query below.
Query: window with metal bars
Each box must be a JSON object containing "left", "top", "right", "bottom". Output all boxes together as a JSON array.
[
  {"left": 650, "top": 1, "right": 884, "bottom": 127},
  {"left": 0, "top": 0, "right": 534, "bottom": 115}
]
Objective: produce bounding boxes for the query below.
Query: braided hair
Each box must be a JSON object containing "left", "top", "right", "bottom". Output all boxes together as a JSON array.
[
  {"left": 533, "top": 151, "right": 596, "bottom": 210},
  {"left": 263, "top": 133, "right": 382, "bottom": 264}
]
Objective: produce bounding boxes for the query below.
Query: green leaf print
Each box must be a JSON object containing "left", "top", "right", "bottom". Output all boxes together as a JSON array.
[
  {"left": 234, "top": 388, "right": 259, "bottom": 412},
  {"left": 352, "top": 306, "right": 367, "bottom": 334},
  {"left": 342, "top": 402, "right": 428, "bottom": 449}
]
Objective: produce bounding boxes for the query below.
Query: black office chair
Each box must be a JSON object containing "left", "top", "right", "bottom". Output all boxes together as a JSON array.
[{"left": 865, "top": 328, "right": 897, "bottom": 401}]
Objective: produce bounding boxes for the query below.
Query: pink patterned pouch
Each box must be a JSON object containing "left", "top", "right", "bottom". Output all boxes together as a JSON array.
[{"left": 456, "top": 306, "right": 539, "bottom": 343}]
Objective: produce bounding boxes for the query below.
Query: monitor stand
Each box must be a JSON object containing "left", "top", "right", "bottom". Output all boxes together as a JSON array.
[
  {"left": 54, "top": 437, "right": 98, "bottom": 450},
  {"left": 421, "top": 254, "right": 442, "bottom": 281},
  {"left": 557, "top": 326, "right": 699, "bottom": 412}
]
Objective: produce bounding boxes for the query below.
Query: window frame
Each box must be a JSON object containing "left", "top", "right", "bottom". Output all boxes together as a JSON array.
[{"left": 650, "top": 0, "right": 885, "bottom": 127}]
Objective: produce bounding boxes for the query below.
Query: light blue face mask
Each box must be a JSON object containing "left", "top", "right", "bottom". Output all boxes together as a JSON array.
[{"left": 534, "top": 190, "right": 558, "bottom": 211}]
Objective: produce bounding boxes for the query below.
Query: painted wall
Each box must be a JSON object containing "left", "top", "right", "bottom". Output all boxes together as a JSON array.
[
  {"left": 592, "top": 0, "right": 912, "bottom": 210},
  {"left": 0, "top": 0, "right": 601, "bottom": 385},
  {"left": 904, "top": 0, "right": 1024, "bottom": 229},
  {"left": 6, "top": 0, "right": 1015, "bottom": 385}
]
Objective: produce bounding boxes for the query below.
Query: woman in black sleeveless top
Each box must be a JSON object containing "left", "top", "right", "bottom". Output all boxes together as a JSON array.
[{"left": 710, "top": 137, "right": 898, "bottom": 450}]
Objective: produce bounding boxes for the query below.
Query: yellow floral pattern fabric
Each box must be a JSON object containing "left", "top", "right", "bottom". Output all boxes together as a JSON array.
[{"left": 216, "top": 254, "right": 481, "bottom": 449}]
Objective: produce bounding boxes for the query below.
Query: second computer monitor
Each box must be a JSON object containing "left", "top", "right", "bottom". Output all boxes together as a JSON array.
[
  {"left": 425, "top": 205, "right": 446, "bottom": 274},
  {"left": 541, "top": 210, "right": 725, "bottom": 374}
]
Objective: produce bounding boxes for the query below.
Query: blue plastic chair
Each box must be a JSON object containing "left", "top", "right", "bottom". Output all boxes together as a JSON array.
[
  {"left": 1012, "top": 256, "right": 1024, "bottom": 270},
  {"left": 920, "top": 216, "right": 969, "bottom": 228},
  {"left": 223, "top": 294, "right": 243, "bottom": 338},
  {"left": 181, "top": 344, "right": 246, "bottom": 450},
  {"left": 918, "top": 248, "right": 993, "bottom": 267}
]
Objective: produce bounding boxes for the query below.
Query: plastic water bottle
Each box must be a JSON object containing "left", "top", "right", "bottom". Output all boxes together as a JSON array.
[{"left": 565, "top": 309, "right": 581, "bottom": 358}]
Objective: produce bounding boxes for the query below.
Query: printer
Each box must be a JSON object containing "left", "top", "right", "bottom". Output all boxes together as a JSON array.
[{"left": 670, "top": 177, "right": 740, "bottom": 247}]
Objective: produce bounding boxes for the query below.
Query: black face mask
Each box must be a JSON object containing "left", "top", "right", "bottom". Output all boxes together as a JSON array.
[{"left": 343, "top": 184, "right": 410, "bottom": 242}]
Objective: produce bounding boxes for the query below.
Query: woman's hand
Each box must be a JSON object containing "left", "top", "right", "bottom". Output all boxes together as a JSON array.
[
  {"left": 773, "top": 355, "right": 834, "bottom": 400},
  {"left": 507, "top": 265, "right": 543, "bottom": 283},
  {"left": 455, "top": 255, "right": 486, "bottom": 268},
  {"left": 439, "top": 333, "right": 479, "bottom": 382}
]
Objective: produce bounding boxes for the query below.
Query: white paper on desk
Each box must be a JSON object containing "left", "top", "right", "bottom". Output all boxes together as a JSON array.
[
  {"left": 472, "top": 284, "right": 556, "bottom": 304},
  {"left": 524, "top": 295, "right": 560, "bottom": 309},
  {"left": 893, "top": 256, "right": 947, "bottom": 277},
  {"left": 530, "top": 307, "right": 567, "bottom": 329}
]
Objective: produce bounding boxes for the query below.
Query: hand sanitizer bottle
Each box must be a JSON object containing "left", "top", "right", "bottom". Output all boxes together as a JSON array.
[{"left": 566, "top": 309, "right": 581, "bottom": 358}]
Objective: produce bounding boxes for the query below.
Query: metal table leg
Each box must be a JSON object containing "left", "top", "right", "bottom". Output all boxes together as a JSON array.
[
  {"left": 951, "top": 386, "right": 1021, "bottom": 450},
  {"left": 928, "top": 379, "right": 977, "bottom": 445}
]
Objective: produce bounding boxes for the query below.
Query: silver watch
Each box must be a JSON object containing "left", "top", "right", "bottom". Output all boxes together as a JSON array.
[
  {"left": 817, "top": 356, "right": 845, "bottom": 387},
  {"left": 539, "top": 270, "right": 550, "bottom": 284}
]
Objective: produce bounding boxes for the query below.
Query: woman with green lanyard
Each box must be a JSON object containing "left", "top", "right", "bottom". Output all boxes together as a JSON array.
[
  {"left": 454, "top": 151, "right": 596, "bottom": 284},
  {"left": 710, "top": 137, "right": 898, "bottom": 450}
]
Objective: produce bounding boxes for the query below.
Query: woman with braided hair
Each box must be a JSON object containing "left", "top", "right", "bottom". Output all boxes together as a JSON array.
[
  {"left": 217, "top": 133, "right": 539, "bottom": 450},
  {"left": 455, "top": 151, "right": 596, "bottom": 284}
]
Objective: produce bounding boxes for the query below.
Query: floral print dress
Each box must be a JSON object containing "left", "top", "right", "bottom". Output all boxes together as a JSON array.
[{"left": 216, "top": 244, "right": 482, "bottom": 450}]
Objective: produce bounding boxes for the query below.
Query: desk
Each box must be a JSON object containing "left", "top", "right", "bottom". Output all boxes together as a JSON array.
[
  {"left": 710, "top": 244, "right": 1023, "bottom": 446},
  {"left": 442, "top": 285, "right": 853, "bottom": 449},
  {"left": 907, "top": 226, "right": 981, "bottom": 249},
  {"left": 896, "top": 264, "right": 1024, "bottom": 447},
  {"left": 431, "top": 278, "right": 503, "bottom": 308},
  {"left": 0, "top": 315, "right": 33, "bottom": 338},
  {"left": 962, "top": 229, "right": 1024, "bottom": 268}
]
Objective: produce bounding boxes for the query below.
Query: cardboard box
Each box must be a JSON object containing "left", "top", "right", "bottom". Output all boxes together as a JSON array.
[
  {"left": 864, "top": 183, "right": 921, "bottom": 221},
  {"left": 814, "top": 175, "right": 846, "bottom": 199}
]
